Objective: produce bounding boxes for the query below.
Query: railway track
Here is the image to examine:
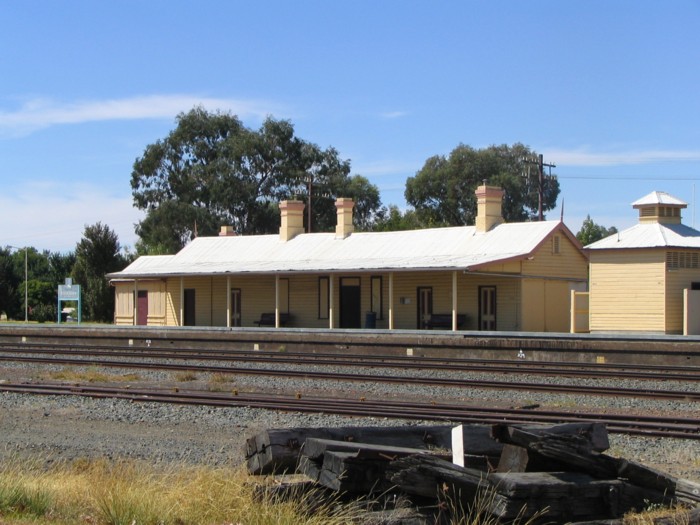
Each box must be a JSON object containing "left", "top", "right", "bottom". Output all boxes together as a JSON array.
[
  {"left": 1, "top": 381, "right": 698, "bottom": 440},
  {"left": 3, "top": 341, "right": 700, "bottom": 381},
  {"left": 3, "top": 341, "right": 699, "bottom": 440},
  {"left": 2, "top": 352, "right": 699, "bottom": 402}
]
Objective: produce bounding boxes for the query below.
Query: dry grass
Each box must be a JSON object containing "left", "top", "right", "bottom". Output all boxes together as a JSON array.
[
  {"left": 438, "top": 483, "right": 549, "bottom": 525},
  {"left": 623, "top": 504, "right": 693, "bottom": 524},
  {"left": 44, "top": 367, "right": 140, "bottom": 383},
  {"left": 0, "top": 456, "right": 364, "bottom": 525},
  {"left": 173, "top": 370, "right": 198, "bottom": 382}
]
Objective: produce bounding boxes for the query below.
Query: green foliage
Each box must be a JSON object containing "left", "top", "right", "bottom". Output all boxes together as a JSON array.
[
  {"left": 576, "top": 215, "right": 618, "bottom": 246},
  {"left": 30, "top": 303, "right": 57, "bottom": 323},
  {"left": 373, "top": 205, "right": 424, "bottom": 231},
  {"left": 0, "top": 247, "right": 76, "bottom": 321},
  {"left": 0, "top": 247, "right": 20, "bottom": 318},
  {"left": 0, "top": 481, "right": 52, "bottom": 517},
  {"left": 131, "top": 107, "right": 383, "bottom": 252},
  {"left": 72, "top": 223, "right": 128, "bottom": 323},
  {"left": 405, "top": 143, "right": 560, "bottom": 226}
]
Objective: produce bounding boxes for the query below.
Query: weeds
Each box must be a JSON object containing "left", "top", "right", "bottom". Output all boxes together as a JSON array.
[
  {"left": 45, "top": 367, "right": 140, "bottom": 383},
  {"left": 0, "top": 456, "right": 363, "bottom": 525},
  {"left": 623, "top": 505, "right": 692, "bottom": 524},
  {"left": 436, "top": 481, "right": 549, "bottom": 525},
  {"left": 173, "top": 370, "right": 198, "bottom": 382}
]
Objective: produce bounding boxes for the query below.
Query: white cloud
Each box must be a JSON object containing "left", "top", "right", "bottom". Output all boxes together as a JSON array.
[
  {"left": 0, "top": 94, "right": 283, "bottom": 137},
  {"left": 542, "top": 147, "right": 700, "bottom": 167},
  {"left": 0, "top": 181, "right": 143, "bottom": 253}
]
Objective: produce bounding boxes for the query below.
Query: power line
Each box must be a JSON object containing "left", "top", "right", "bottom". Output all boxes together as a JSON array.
[{"left": 558, "top": 175, "right": 700, "bottom": 181}]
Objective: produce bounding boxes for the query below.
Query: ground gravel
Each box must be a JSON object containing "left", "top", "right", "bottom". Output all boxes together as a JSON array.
[{"left": 1, "top": 359, "right": 699, "bottom": 482}]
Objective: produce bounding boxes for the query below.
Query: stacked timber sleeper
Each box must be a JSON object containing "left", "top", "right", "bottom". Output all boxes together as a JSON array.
[{"left": 245, "top": 423, "right": 700, "bottom": 524}]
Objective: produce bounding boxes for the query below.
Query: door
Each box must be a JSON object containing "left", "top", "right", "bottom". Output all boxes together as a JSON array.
[
  {"left": 136, "top": 290, "right": 148, "bottom": 326},
  {"left": 479, "top": 286, "right": 496, "bottom": 330},
  {"left": 231, "top": 288, "right": 242, "bottom": 327},
  {"left": 184, "top": 288, "right": 196, "bottom": 326},
  {"left": 417, "top": 287, "right": 433, "bottom": 329},
  {"left": 340, "top": 277, "right": 361, "bottom": 328}
]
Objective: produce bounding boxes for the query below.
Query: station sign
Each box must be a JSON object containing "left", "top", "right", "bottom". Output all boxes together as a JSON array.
[{"left": 58, "top": 284, "right": 81, "bottom": 301}]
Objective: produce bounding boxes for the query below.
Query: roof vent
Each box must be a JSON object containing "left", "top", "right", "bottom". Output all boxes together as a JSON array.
[{"left": 632, "top": 191, "right": 686, "bottom": 225}]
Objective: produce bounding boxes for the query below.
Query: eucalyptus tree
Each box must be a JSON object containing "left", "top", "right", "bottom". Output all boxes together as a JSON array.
[
  {"left": 405, "top": 143, "right": 560, "bottom": 226},
  {"left": 131, "top": 108, "right": 383, "bottom": 253}
]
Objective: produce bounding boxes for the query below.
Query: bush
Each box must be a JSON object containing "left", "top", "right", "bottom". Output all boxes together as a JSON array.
[{"left": 30, "top": 304, "right": 56, "bottom": 323}]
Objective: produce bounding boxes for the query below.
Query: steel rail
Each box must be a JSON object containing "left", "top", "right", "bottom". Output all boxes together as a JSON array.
[
  {"left": 2, "top": 343, "right": 700, "bottom": 382},
  {"left": 6, "top": 342, "right": 700, "bottom": 373},
  {"left": 1, "top": 381, "right": 698, "bottom": 440},
  {"left": 1, "top": 353, "right": 698, "bottom": 401}
]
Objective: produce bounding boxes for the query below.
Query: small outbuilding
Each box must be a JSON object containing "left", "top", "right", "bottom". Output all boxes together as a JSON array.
[
  {"left": 108, "top": 185, "right": 588, "bottom": 332},
  {"left": 586, "top": 191, "right": 700, "bottom": 334}
]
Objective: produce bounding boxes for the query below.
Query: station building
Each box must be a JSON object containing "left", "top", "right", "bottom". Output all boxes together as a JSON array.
[
  {"left": 108, "top": 185, "right": 588, "bottom": 332},
  {"left": 586, "top": 191, "right": 700, "bottom": 335}
]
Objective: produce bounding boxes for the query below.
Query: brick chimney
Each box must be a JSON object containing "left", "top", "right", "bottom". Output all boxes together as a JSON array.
[
  {"left": 335, "top": 198, "right": 354, "bottom": 239},
  {"left": 475, "top": 184, "right": 504, "bottom": 233},
  {"left": 279, "top": 200, "right": 305, "bottom": 241},
  {"left": 218, "top": 226, "right": 236, "bottom": 236}
]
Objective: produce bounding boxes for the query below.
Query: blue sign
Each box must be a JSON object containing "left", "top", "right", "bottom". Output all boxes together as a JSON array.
[
  {"left": 57, "top": 281, "right": 82, "bottom": 324},
  {"left": 58, "top": 284, "right": 81, "bottom": 301}
]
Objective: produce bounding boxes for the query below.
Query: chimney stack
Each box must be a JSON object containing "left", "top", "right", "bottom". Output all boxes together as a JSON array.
[
  {"left": 219, "top": 225, "right": 236, "bottom": 237},
  {"left": 475, "top": 184, "right": 504, "bottom": 233},
  {"left": 335, "top": 198, "right": 354, "bottom": 239},
  {"left": 279, "top": 200, "right": 305, "bottom": 241}
]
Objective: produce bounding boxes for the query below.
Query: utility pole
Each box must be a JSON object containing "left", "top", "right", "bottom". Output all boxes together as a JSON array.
[
  {"left": 531, "top": 154, "right": 556, "bottom": 221},
  {"left": 307, "top": 176, "right": 313, "bottom": 233}
]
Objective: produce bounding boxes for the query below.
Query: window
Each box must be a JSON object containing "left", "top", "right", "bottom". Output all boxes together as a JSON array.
[
  {"left": 318, "top": 277, "right": 329, "bottom": 319},
  {"left": 370, "top": 276, "right": 383, "bottom": 320}
]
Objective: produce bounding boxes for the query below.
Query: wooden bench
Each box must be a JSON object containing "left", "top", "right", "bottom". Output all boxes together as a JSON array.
[
  {"left": 426, "top": 313, "right": 467, "bottom": 329},
  {"left": 254, "top": 312, "right": 290, "bottom": 327}
]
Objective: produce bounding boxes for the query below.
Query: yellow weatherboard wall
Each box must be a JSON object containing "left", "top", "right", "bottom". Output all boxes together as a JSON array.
[{"left": 589, "top": 250, "right": 666, "bottom": 333}]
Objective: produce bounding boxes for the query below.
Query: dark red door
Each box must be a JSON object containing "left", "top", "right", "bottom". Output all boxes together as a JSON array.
[{"left": 137, "top": 291, "right": 148, "bottom": 326}]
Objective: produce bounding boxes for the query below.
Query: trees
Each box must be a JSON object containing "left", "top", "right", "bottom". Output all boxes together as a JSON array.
[
  {"left": 131, "top": 108, "right": 383, "bottom": 253},
  {"left": 373, "top": 205, "right": 423, "bottom": 232},
  {"left": 0, "top": 247, "right": 77, "bottom": 322},
  {"left": 0, "top": 247, "right": 21, "bottom": 319},
  {"left": 576, "top": 215, "right": 618, "bottom": 246},
  {"left": 405, "top": 143, "right": 560, "bottom": 226},
  {"left": 72, "top": 223, "right": 128, "bottom": 323}
]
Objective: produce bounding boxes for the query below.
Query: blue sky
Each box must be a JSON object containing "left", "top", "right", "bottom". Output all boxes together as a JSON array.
[{"left": 1, "top": 1, "right": 699, "bottom": 253}]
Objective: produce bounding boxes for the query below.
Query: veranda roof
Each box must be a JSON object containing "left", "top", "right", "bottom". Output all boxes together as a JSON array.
[{"left": 109, "top": 221, "right": 571, "bottom": 279}]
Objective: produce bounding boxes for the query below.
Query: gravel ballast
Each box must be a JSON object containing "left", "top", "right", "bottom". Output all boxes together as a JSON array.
[{"left": 1, "top": 360, "right": 700, "bottom": 482}]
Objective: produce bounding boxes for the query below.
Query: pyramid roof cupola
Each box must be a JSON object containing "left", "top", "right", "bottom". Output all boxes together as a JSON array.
[{"left": 631, "top": 191, "right": 686, "bottom": 225}]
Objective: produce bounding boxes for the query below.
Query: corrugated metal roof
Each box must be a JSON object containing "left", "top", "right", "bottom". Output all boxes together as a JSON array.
[
  {"left": 632, "top": 191, "right": 687, "bottom": 207},
  {"left": 586, "top": 222, "right": 700, "bottom": 250},
  {"left": 109, "top": 221, "right": 565, "bottom": 278}
]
